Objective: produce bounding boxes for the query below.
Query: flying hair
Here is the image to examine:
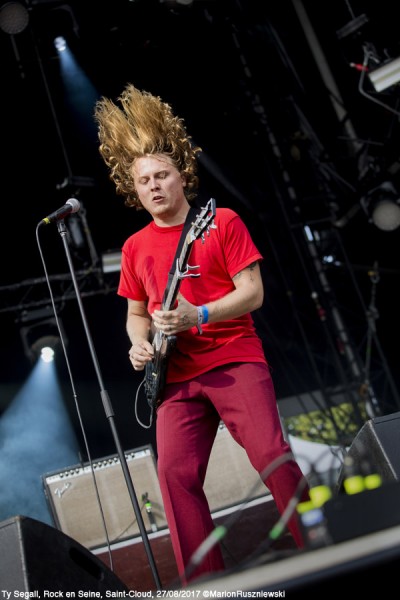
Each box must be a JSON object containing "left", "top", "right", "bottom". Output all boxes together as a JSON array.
[{"left": 94, "top": 84, "right": 201, "bottom": 209}]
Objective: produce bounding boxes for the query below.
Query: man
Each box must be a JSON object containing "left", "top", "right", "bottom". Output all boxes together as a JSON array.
[{"left": 94, "top": 84, "right": 308, "bottom": 585}]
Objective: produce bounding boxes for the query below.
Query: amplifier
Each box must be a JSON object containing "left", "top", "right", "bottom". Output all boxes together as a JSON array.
[
  {"left": 43, "top": 426, "right": 269, "bottom": 551},
  {"left": 43, "top": 445, "right": 167, "bottom": 550},
  {"left": 204, "top": 423, "right": 269, "bottom": 510}
]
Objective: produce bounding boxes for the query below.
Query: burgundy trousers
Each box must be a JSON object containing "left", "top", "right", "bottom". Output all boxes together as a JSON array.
[{"left": 156, "top": 362, "right": 308, "bottom": 585}]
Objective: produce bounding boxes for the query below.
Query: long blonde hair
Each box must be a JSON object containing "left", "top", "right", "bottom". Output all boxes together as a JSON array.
[{"left": 94, "top": 84, "right": 201, "bottom": 209}]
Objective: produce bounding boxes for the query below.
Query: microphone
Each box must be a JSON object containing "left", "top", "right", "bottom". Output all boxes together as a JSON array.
[{"left": 41, "top": 198, "right": 80, "bottom": 225}]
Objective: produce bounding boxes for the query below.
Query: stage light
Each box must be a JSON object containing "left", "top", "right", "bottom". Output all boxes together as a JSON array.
[
  {"left": 361, "top": 181, "right": 400, "bottom": 232},
  {"left": 19, "top": 314, "right": 65, "bottom": 364},
  {"left": 54, "top": 35, "right": 66, "bottom": 52},
  {"left": 0, "top": 1, "right": 29, "bottom": 34},
  {"left": 30, "top": 334, "right": 59, "bottom": 363},
  {"left": 368, "top": 56, "right": 400, "bottom": 92},
  {"left": 370, "top": 199, "right": 400, "bottom": 231}
]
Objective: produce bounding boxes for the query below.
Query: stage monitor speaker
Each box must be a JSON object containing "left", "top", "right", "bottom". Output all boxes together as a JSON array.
[
  {"left": 0, "top": 515, "right": 129, "bottom": 592},
  {"left": 43, "top": 445, "right": 167, "bottom": 550},
  {"left": 338, "top": 411, "right": 400, "bottom": 486}
]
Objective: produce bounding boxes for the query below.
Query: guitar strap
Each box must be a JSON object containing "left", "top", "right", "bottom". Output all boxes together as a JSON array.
[{"left": 162, "top": 205, "right": 198, "bottom": 305}]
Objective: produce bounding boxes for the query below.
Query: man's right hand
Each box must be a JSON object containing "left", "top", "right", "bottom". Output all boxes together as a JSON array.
[{"left": 128, "top": 340, "right": 154, "bottom": 371}]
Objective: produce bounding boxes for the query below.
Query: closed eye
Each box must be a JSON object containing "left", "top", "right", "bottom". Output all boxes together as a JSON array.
[{"left": 138, "top": 170, "right": 169, "bottom": 185}]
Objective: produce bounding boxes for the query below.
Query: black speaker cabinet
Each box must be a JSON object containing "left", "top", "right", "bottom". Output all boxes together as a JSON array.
[
  {"left": 340, "top": 411, "right": 400, "bottom": 484},
  {"left": 0, "top": 515, "right": 129, "bottom": 592},
  {"left": 43, "top": 445, "right": 167, "bottom": 550}
]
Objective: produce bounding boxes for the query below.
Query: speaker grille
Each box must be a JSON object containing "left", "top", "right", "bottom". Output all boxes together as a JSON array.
[
  {"left": 43, "top": 445, "right": 167, "bottom": 549},
  {"left": 204, "top": 423, "right": 269, "bottom": 510}
]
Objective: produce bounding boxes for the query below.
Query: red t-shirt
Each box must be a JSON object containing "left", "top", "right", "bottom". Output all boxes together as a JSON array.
[{"left": 118, "top": 207, "right": 266, "bottom": 383}]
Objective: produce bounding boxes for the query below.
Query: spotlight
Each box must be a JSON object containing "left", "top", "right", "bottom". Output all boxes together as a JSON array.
[
  {"left": 31, "top": 334, "right": 59, "bottom": 363},
  {"left": 54, "top": 35, "right": 66, "bottom": 52},
  {"left": 0, "top": 1, "right": 29, "bottom": 34},
  {"left": 361, "top": 181, "right": 400, "bottom": 232},
  {"left": 368, "top": 56, "right": 400, "bottom": 92},
  {"left": 19, "top": 314, "right": 65, "bottom": 364}
]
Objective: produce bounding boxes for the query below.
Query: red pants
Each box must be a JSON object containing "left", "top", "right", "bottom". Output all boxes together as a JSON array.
[{"left": 156, "top": 362, "right": 308, "bottom": 585}]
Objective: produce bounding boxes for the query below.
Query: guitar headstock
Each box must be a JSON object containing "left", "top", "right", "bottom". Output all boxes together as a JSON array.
[{"left": 187, "top": 198, "right": 216, "bottom": 244}]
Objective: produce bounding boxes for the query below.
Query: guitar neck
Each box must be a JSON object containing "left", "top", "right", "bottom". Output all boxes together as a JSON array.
[
  {"left": 163, "top": 239, "right": 192, "bottom": 311},
  {"left": 161, "top": 198, "right": 216, "bottom": 312}
]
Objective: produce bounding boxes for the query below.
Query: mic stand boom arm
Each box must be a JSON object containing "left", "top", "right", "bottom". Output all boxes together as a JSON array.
[{"left": 56, "top": 220, "right": 162, "bottom": 590}]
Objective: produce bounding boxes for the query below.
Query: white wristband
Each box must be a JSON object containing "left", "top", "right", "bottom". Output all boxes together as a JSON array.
[{"left": 196, "top": 306, "right": 203, "bottom": 335}]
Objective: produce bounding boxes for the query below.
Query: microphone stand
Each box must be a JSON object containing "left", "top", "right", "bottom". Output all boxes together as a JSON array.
[{"left": 56, "top": 219, "right": 162, "bottom": 590}]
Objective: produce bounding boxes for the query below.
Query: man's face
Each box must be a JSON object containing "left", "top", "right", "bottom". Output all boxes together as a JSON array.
[{"left": 132, "top": 154, "right": 187, "bottom": 225}]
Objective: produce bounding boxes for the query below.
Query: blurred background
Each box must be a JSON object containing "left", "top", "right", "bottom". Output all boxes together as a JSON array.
[{"left": 0, "top": 0, "right": 399, "bottom": 526}]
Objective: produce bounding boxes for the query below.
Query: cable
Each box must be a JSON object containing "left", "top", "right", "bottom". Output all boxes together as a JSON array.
[
  {"left": 232, "top": 445, "right": 348, "bottom": 573},
  {"left": 134, "top": 377, "right": 154, "bottom": 429},
  {"left": 36, "top": 222, "right": 115, "bottom": 571},
  {"left": 182, "top": 442, "right": 351, "bottom": 584},
  {"left": 232, "top": 474, "right": 310, "bottom": 573},
  {"left": 182, "top": 451, "right": 306, "bottom": 582}
]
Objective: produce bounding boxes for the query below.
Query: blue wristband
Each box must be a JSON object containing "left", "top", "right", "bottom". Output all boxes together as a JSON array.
[{"left": 201, "top": 305, "right": 209, "bottom": 324}]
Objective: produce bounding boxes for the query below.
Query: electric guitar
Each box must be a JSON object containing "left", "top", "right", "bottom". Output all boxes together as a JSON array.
[{"left": 144, "top": 198, "right": 216, "bottom": 409}]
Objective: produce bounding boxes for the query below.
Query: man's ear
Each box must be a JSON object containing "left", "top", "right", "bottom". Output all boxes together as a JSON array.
[{"left": 181, "top": 174, "right": 187, "bottom": 187}]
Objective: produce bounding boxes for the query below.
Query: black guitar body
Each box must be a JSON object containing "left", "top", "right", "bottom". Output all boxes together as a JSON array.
[{"left": 145, "top": 331, "right": 177, "bottom": 408}]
